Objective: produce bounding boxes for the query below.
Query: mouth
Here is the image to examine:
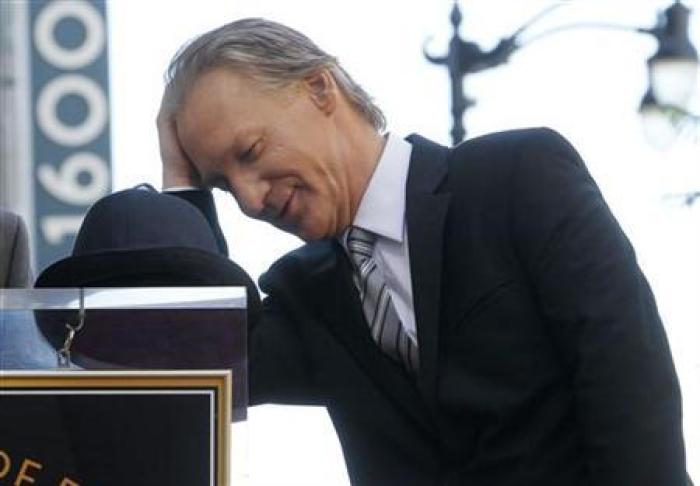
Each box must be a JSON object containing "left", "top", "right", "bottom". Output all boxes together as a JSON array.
[{"left": 275, "top": 188, "right": 296, "bottom": 225}]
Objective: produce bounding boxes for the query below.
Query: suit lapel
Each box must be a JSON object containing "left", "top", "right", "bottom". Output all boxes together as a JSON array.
[{"left": 405, "top": 135, "right": 451, "bottom": 404}]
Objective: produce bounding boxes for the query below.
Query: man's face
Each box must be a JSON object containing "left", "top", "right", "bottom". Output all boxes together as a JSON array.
[{"left": 176, "top": 67, "right": 354, "bottom": 241}]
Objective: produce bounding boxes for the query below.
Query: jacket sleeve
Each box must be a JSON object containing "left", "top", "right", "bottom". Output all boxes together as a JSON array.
[
  {"left": 510, "top": 128, "right": 687, "bottom": 485},
  {"left": 166, "top": 189, "right": 229, "bottom": 256},
  {"left": 248, "top": 294, "right": 322, "bottom": 406},
  {"left": 167, "top": 189, "right": 319, "bottom": 405}
]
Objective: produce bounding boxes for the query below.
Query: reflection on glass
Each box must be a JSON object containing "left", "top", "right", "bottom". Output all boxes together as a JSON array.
[{"left": 0, "top": 287, "right": 248, "bottom": 421}]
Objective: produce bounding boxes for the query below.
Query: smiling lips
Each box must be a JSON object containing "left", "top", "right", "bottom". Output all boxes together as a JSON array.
[{"left": 268, "top": 187, "right": 297, "bottom": 226}]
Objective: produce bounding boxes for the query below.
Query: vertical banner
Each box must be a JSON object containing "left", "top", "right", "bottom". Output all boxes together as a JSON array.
[{"left": 30, "top": 0, "right": 111, "bottom": 271}]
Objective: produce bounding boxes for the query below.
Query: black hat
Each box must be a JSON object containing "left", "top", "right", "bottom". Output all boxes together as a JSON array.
[{"left": 34, "top": 185, "right": 261, "bottom": 369}]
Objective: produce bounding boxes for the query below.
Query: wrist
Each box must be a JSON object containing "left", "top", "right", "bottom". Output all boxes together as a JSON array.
[{"left": 162, "top": 171, "right": 201, "bottom": 191}]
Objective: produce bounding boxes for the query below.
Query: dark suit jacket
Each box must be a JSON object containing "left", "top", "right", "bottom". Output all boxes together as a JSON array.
[{"left": 184, "top": 128, "right": 686, "bottom": 486}]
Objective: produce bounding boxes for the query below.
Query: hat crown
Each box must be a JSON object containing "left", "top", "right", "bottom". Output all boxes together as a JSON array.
[{"left": 73, "top": 188, "right": 219, "bottom": 256}]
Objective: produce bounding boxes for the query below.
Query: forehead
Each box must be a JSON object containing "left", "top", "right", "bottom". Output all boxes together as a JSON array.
[
  {"left": 181, "top": 67, "right": 297, "bottom": 119},
  {"left": 176, "top": 67, "right": 299, "bottom": 149},
  {"left": 176, "top": 69, "right": 261, "bottom": 159},
  {"left": 180, "top": 68, "right": 257, "bottom": 127}
]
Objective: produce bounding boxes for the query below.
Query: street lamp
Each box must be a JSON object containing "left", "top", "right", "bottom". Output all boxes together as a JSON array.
[
  {"left": 425, "top": 0, "right": 699, "bottom": 148},
  {"left": 647, "top": 1, "right": 698, "bottom": 108}
]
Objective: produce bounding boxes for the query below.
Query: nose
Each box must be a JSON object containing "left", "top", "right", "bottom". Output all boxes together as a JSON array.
[{"left": 227, "top": 171, "right": 269, "bottom": 219}]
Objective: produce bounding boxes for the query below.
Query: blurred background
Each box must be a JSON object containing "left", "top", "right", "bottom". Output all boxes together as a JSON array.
[{"left": 1, "top": 0, "right": 698, "bottom": 484}]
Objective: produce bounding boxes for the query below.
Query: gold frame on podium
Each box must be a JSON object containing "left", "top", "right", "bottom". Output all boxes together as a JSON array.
[{"left": 0, "top": 370, "right": 232, "bottom": 486}]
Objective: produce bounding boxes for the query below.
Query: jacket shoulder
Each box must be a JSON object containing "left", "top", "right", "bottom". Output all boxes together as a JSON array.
[
  {"left": 442, "top": 127, "right": 585, "bottom": 192},
  {"left": 449, "top": 127, "right": 575, "bottom": 170},
  {"left": 0, "top": 208, "right": 21, "bottom": 234},
  {"left": 259, "top": 240, "right": 338, "bottom": 294}
]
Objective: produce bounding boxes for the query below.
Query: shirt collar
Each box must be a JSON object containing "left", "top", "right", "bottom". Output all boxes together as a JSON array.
[{"left": 350, "top": 132, "right": 413, "bottom": 244}]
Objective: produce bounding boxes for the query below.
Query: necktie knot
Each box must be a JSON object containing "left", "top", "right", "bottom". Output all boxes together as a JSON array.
[{"left": 347, "top": 226, "right": 377, "bottom": 267}]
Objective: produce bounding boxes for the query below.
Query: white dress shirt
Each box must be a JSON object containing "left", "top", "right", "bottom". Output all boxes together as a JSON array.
[{"left": 341, "top": 133, "right": 417, "bottom": 345}]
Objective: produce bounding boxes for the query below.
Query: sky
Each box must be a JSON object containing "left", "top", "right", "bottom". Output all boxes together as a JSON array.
[{"left": 107, "top": 0, "right": 700, "bottom": 484}]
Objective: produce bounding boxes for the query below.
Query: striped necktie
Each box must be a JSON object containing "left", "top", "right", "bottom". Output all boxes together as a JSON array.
[{"left": 347, "top": 226, "right": 419, "bottom": 373}]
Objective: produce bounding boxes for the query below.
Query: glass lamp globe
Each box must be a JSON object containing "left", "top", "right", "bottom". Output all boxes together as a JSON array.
[{"left": 649, "top": 58, "right": 699, "bottom": 107}]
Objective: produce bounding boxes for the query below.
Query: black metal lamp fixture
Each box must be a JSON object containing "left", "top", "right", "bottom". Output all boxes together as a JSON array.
[
  {"left": 640, "top": 1, "right": 700, "bottom": 148},
  {"left": 425, "top": 0, "right": 699, "bottom": 148},
  {"left": 646, "top": 2, "right": 698, "bottom": 107}
]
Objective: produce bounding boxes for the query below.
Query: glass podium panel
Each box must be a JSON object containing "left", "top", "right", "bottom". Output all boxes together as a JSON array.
[{"left": 0, "top": 287, "right": 248, "bottom": 485}]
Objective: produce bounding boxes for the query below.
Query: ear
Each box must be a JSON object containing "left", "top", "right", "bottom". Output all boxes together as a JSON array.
[{"left": 302, "top": 69, "right": 337, "bottom": 116}]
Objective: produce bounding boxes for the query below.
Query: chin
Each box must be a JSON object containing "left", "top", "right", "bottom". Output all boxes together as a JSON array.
[
  {"left": 296, "top": 221, "right": 332, "bottom": 242},
  {"left": 297, "top": 228, "right": 323, "bottom": 242},
  {"left": 274, "top": 219, "right": 315, "bottom": 242},
  {"left": 290, "top": 212, "right": 341, "bottom": 242}
]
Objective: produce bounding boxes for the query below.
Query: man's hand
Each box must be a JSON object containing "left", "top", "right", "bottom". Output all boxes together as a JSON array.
[{"left": 157, "top": 89, "right": 202, "bottom": 190}]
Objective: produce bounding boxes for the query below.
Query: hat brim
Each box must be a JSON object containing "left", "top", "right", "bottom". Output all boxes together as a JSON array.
[
  {"left": 34, "top": 247, "right": 261, "bottom": 365},
  {"left": 36, "top": 247, "right": 257, "bottom": 288}
]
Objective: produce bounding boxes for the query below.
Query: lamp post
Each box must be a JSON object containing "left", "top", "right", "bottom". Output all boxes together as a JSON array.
[
  {"left": 425, "top": 0, "right": 699, "bottom": 147},
  {"left": 424, "top": 2, "right": 517, "bottom": 145}
]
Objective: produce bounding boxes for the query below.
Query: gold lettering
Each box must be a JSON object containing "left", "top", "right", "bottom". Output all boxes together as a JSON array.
[
  {"left": 14, "top": 458, "right": 42, "bottom": 485},
  {"left": 59, "top": 479, "right": 80, "bottom": 486},
  {"left": 0, "top": 450, "right": 10, "bottom": 478}
]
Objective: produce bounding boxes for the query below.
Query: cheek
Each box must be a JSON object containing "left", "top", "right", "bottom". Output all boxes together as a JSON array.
[
  {"left": 296, "top": 190, "right": 327, "bottom": 223},
  {"left": 303, "top": 152, "right": 341, "bottom": 196}
]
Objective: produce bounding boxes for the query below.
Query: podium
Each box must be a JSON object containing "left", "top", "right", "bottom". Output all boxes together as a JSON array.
[{"left": 0, "top": 287, "right": 248, "bottom": 485}]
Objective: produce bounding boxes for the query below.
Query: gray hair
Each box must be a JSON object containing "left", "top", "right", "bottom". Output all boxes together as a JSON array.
[{"left": 165, "top": 18, "right": 386, "bottom": 132}]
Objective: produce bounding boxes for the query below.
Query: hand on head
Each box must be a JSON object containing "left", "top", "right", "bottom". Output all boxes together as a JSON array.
[{"left": 157, "top": 87, "right": 202, "bottom": 190}]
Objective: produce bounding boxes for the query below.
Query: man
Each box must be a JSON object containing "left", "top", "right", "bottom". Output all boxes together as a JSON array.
[
  {"left": 0, "top": 209, "right": 55, "bottom": 369},
  {"left": 0, "top": 208, "right": 32, "bottom": 288},
  {"left": 157, "top": 18, "right": 687, "bottom": 485}
]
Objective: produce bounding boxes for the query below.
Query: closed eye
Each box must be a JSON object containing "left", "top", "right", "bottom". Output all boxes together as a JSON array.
[{"left": 239, "top": 140, "right": 261, "bottom": 163}]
